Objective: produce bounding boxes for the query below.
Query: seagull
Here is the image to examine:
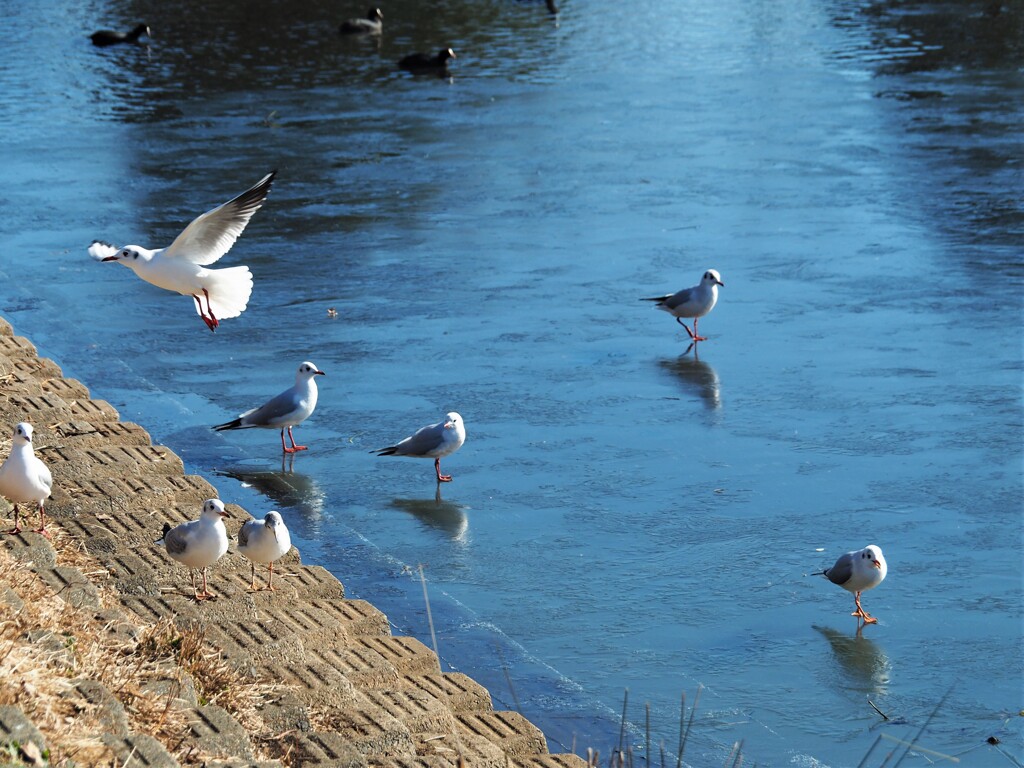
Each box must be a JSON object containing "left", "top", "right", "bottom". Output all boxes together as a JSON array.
[
  {"left": 817, "top": 544, "right": 888, "bottom": 624},
  {"left": 641, "top": 269, "right": 724, "bottom": 342},
  {"left": 339, "top": 7, "right": 383, "bottom": 34},
  {"left": 237, "top": 511, "right": 292, "bottom": 590},
  {"left": 89, "top": 23, "right": 150, "bottom": 47},
  {"left": 398, "top": 48, "right": 456, "bottom": 73},
  {"left": 157, "top": 499, "right": 230, "bottom": 601},
  {"left": 0, "top": 423, "right": 53, "bottom": 538},
  {"left": 213, "top": 361, "right": 325, "bottom": 454},
  {"left": 373, "top": 411, "right": 466, "bottom": 483},
  {"left": 88, "top": 171, "right": 276, "bottom": 332}
]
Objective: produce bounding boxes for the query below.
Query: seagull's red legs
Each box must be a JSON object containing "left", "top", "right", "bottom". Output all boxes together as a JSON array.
[
  {"left": 435, "top": 457, "right": 453, "bottom": 483},
  {"left": 852, "top": 592, "right": 878, "bottom": 624},
  {"left": 33, "top": 502, "right": 50, "bottom": 539},
  {"left": 191, "top": 290, "right": 219, "bottom": 332},
  {"left": 4, "top": 504, "right": 21, "bottom": 535},
  {"left": 281, "top": 426, "right": 307, "bottom": 454}
]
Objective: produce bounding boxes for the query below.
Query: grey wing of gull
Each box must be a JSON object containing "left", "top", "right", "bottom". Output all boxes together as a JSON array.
[
  {"left": 390, "top": 422, "right": 446, "bottom": 457},
  {"left": 824, "top": 552, "right": 854, "bottom": 586},
  {"left": 240, "top": 387, "right": 301, "bottom": 427},
  {"left": 163, "top": 523, "right": 191, "bottom": 556},
  {"left": 661, "top": 286, "right": 695, "bottom": 310},
  {"left": 162, "top": 171, "right": 276, "bottom": 266},
  {"left": 237, "top": 519, "right": 256, "bottom": 548}
]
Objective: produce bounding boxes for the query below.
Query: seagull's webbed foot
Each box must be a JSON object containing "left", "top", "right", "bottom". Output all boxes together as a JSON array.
[
  {"left": 33, "top": 526, "right": 51, "bottom": 539},
  {"left": 435, "top": 459, "right": 453, "bottom": 483},
  {"left": 4, "top": 526, "right": 22, "bottom": 536}
]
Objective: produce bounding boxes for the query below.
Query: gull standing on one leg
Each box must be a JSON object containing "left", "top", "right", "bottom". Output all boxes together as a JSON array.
[
  {"left": 0, "top": 423, "right": 53, "bottom": 538},
  {"left": 373, "top": 412, "right": 466, "bottom": 483},
  {"left": 238, "top": 511, "right": 292, "bottom": 590},
  {"left": 817, "top": 544, "right": 888, "bottom": 624},
  {"left": 642, "top": 269, "right": 724, "bottom": 342},
  {"left": 157, "top": 499, "right": 230, "bottom": 601},
  {"left": 89, "top": 171, "right": 276, "bottom": 332},
  {"left": 213, "top": 361, "right": 326, "bottom": 454}
]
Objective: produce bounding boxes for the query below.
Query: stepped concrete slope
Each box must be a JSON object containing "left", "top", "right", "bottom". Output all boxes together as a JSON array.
[{"left": 0, "top": 314, "right": 588, "bottom": 767}]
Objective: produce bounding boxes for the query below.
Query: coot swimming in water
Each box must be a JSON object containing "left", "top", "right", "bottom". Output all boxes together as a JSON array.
[
  {"left": 398, "top": 47, "right": 456, "bottom": 73},
  {"left": 90, "top": 23, "right": 150, "bottom": 47},
  {"left": 339, "top": 8, "right": 383, "bottom": 35}
]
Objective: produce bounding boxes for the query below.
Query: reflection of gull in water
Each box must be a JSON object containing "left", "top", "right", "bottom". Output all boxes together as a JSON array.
[
  {"left": 813, "top": 625, "right": 891, "bottom": 696},
  {"left": 217, "top": 455, "right": 325, "bottom": 520},
  {"left": 391, "top": 486, "right": 469, "bottom": 543},
  {"left": 659, "top": 346, "right": 721, "bottom": 410}
]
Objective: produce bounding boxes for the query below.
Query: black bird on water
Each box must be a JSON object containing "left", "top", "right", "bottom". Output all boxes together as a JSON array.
[
  {"left": 339, "top": 8, "right": 384, "bottom": 35},
  {"left": 398, "top": 48, "right": 456, "bottom": 73},
  {"left": 90, "top": 24, "right": 150, "bottom": 47}
]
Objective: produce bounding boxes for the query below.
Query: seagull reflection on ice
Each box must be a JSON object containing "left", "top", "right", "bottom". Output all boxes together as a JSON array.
[
  {"left": 659, "top": 345, "right": 721, "bottom": 410},
  {"left": 216, "top": 455, "right": 325, "bottom": 521},
  {"left": 390, "top": 486, "right": 469, "bottom": 544},
  {"left": 813, "top": 625, "right": 891, "bottom": 697}
]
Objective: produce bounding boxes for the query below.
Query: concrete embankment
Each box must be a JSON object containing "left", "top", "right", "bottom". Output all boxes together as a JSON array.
[{"left": 0, "top": 314, "right": 587, "bottom": 767}]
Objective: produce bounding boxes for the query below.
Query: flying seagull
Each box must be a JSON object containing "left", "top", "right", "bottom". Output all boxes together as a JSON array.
[{"left": 89, "top": 171, "right": 276, "bottom": 332}]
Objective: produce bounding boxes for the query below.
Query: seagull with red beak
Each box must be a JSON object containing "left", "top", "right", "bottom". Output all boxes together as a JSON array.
[
  {"left": 214, "top": 362, "right": 326, "bottom": 454},
  {"left": 818, "top": 544, "right": 888, "bottom": 624},
  {"left": 373, "top": 412, "right": 466, "bottom": 483},
  {"left": 642, "top": 269, "right": 725, "bottom": 342},
  {"left": 88, "top": 171, "right": 275, "bottom": 332}
]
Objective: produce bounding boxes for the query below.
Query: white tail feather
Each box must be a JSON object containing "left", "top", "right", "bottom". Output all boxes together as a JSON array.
[{"left": 198, "top": 266, "right": 253, "bottom": 320}]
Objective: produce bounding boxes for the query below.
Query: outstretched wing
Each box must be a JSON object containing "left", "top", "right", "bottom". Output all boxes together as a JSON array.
[
  {"left": 162, "top": 171, "right": 276, "bottom": 266},
  {"left": 88, "top": 241, "right": 119, "bottom": 261}
]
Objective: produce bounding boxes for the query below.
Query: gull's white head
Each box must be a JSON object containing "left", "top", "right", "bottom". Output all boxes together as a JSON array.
[
  {"left": 297, "top": 361, "right": 326, "bottom": 381},
  {"left": 101, "top": 245, "right": 155, "bottom": 270},
  {"left": 11, "top": 422, "right": 34, "bottom": 447},
  {"left": 859, "top": 544, "right": 887, "bottom": 581},
  {"left": 265, "top": 510, "right": 285, "bottom": 527},
  {"left": 702, "top": 269, "right": 724, "bottom": 288},
  {"left": 201, "top": 498, "right": 229, "bottom": 520},
  {"left": 443, "top": 412, "right": 463, "bottom": 430}
]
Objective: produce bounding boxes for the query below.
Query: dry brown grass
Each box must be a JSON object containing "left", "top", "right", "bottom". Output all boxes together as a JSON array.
[{"left": 0, "top": 523, "right": 286, "bottom": 765}]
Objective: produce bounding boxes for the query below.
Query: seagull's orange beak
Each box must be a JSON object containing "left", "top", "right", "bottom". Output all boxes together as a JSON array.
[
  {"left": 872, "top": 559, "right": 881, "bottom": 569},
  {"left": 315, "top": 370, "right": 326, "bottom": 376},
  {"left": 101, "top": 255, "right": 120, "bottom": 262}
]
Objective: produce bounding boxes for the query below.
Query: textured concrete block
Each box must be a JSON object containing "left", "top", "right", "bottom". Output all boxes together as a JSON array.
[
  {"left": 457, "top": 711, "right": 548, "bottom": 759},
  {"left": 101, "top": 732, "right": 179, "bottom": 767},
  {"left": 66, "top": 678, "right": 130, "bottom": 738},
  {"left": 403, "top": 672, "right": 493, "bottom": 714},
  {"left": 0, "top": 706, "right": 46, "bottom": 754},
  {"left": 184, "top": 705, "right": 253, "bottom": 759},
  {"left": 34, "top": 565, "right": 101, "bottom": 610}
]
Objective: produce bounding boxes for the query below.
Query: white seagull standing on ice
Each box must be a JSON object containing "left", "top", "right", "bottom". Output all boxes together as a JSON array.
[
  {"left": 818, "top": 544, "right": 888, "bottom": 624},
  {"left": 373, "top": 411, "right": 466, "bottom": 483},
  {"left": 88, "top": 171, "right": 276, "bottom": 332},
  {"left": 0, "top": 423, "right": 53, "bottom": 538},
  {"left": 213, "top": 361, "right": 326, "bottom": 453},
  {"left": 642, "top": 269, "right": 724, "bottom": 341},
  {"left": 238, "top": 510, "right": 292, "bottom": 591},
  {"left": 157, "top": 498, "right": 230, "bottom": 601}
]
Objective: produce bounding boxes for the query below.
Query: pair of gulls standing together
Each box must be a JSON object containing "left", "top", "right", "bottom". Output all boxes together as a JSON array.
[{"left": 157, "top": 498, "right": 289, "bottom": 600}]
